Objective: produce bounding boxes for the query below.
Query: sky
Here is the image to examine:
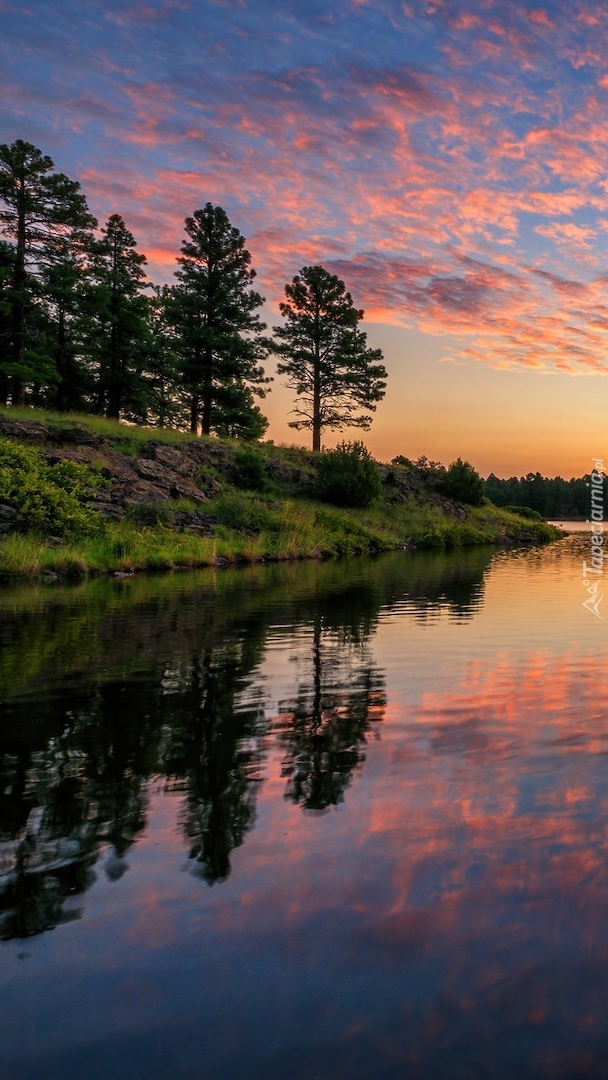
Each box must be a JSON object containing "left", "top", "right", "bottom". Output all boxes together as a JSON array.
[{"left": 2, "top": 0, "right": 608, "bottom": 477}]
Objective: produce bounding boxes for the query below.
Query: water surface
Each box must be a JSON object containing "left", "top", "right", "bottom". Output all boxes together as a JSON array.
[{"left": 1, "top": 537, "right": 606, "bottom": 1079}]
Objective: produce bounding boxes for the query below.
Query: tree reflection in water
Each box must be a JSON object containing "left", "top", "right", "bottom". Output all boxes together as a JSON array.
[
  {"left": 273, "top": 613, "right": 386, "bottom": 810},
  {"left": 0, "top": 547, "right": 491, "bottom": 937},
  {"left": 161, "top": 629, "right": 268, "bottom": 884},
  {"left": 0, "top": 679, "right": 161, "bottom": 939}
]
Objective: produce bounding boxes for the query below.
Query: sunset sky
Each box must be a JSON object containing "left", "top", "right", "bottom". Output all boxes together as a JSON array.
[{"left": 2, "top": 0, "right": 608, "bottom": 476}]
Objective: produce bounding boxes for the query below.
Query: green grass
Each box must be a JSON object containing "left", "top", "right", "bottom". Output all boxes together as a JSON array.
[
  {"left": 1, "top": 404, "right": 202, "bottom": 446},
  {"left": 0, "top": 496, "right": 560, "bottom": 580}
]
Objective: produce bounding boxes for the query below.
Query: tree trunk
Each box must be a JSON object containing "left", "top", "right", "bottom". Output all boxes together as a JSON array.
[
  {"left": 55, "top": 304, "right": 68, "bottom": 410},
  {"left": 190, "top": 390, "right": 199, "bottom": 434},
  {"left": 10, "top": 179, "right": 27, "bottom": 406},
  {"left": 106, "top": 270, "right": 121, "bottom": 419},
  {"left": 201, "top": 343, "right": 213, "bottom": 436},
  {"left": 10, "top": 374, "right": 24, "bottom": 406},
  {"left": 312, "top": 345, "right": 321, "bottom": 452}
]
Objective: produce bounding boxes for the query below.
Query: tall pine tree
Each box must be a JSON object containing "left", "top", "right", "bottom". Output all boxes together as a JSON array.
[
  {"left": 42, "top": 226, "right": 99, "bottom": 412},
  {"left": 90, "top": 214, "right": 149, "bottom": 419},
  {"left": 0, "top": 240, "right": 15, "bottom": 405},
  {"left": 171, "top": 204, "right": 270, "bottom": 436},
  {"left": 273, "top": 265, "right": 387, "bottom": 452},
  {"left": 139, "top": 284, "right": 183, "bottom": 428},
  {"left": 0, "top": 139, "right": 96, "bottom": 405}
]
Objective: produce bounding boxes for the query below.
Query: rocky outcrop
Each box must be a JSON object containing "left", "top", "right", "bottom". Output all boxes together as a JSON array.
[{"left": 0, "top": 419, "right": 251, "bottom": 530}]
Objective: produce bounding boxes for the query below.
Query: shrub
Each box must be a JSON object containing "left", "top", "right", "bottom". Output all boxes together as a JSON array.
[
  {"left": 213, "top": 492, "right": 279, "bottom": 533},
  {"left": 316, "top": 441, "right": 382, "bottom": 509},
  {"left": 229, "top": 447, "right": 267, "bottom": 490},
  {"left": 440, "top": 458, "right": 485, "bottom": 506},
  {"left": 126, "top": 501, "right": 172, "bottom": 527},
  {"left": 0, "top": 437, "right": 106, "bottom": 537},
  {"left": 504, "top": 504, "right": 545, "bottom": 521}
]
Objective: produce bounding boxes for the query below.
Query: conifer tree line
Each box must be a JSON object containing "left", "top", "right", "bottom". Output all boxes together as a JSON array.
[{"left": 0, "top": 140, "right": 387, "bottom": 448}]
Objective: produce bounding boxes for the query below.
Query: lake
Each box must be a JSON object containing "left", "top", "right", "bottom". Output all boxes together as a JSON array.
[{"left": 1, "top": 534, "right": 607, "bottom": 1079}]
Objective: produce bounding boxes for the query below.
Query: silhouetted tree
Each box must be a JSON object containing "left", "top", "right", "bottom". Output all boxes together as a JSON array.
[
  {"left": 0, "top": 139, "right": 96, "bottom": 404},
  {"left": 89, "top": 214, "right": 150, "bottom": 419},
  {"left": 138, "top": 284, "right": 183, "bottom": 428},
  {"left": 0, "top": 239, "right": 14, "bottom": 404},
  {"left": 273, "top": 265, "right": 387, "bottom": 451},
  {"left": 171, "top": 203, "right": 271, "bottom": 436},
  {"left": 42, "top": 228, "right": 98, "bottom": 412},
  {"left": 441, "top": 458, "right": 485, "bottom": 506}
]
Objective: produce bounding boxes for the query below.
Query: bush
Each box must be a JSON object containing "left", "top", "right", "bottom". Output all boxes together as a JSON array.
[
  {"left": 213, "top": 491, "right": 279, "bottom": 533},
  {"left": 229, "top": 447, "right": 267, "bottom": 490},
  {"left": 126, "top": 501, "right": 172, "bottom": 527},
  {"left": 0, "top": 437, "right": 106, "bottom": 537},
  {"left": 440, "top": 458, "right": 485, "bottom": 506},
  {"left": 504, "top": 504, "right": 545, "bottom": 521},
  {"left": 316, "top": 441, "right": 382, "bottom": 509}
]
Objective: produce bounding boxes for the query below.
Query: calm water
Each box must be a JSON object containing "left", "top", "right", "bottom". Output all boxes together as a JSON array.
[{"left": 1, "top": 536, "right": 607, "bottom": 1079}]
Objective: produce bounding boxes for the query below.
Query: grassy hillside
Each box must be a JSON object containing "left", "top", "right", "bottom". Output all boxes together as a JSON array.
[{"left": 0, "top": 407, "right": 561, "bottom": 580}]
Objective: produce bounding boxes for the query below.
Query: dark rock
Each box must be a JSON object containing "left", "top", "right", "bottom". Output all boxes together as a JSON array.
[
  {"left": 0, "top": 504, "right": 20, "bottom": 535},
  {"left": 133, "top": 457, "right": 209, "bottom": 503},
  {"left": 42, "top": 446, "right": 102, "bottom": 467},
  {"left": 199, "top": 474, "right": 222, "bottom": 496},
  {"left": 122, "top": 482, "right": 170, "bottom": 504},
  {"left": 47, "top": 425, "right": 104, "bottom": 446},
  {"left": 88, "top": 501, "right": 125, "bottom": 521},
  {"left": 172, "top": 509, "right": 216, "bottom": 535},
  {"left": 184, "top": 441, "right": 232, "bottom": 471},
  {"left": 141, "top": 441, "right": 198, "bottom": 477},
  {"left": 265, "top": 461, "right": 307, "bottom": 484},
  {"left": 0, "top": 417, "right": 49, "bottom": 443},
  {"left": 100, "top": 450, "right": 141, "bottom": 484},
  {"left": 378, "top": 465, "right": 393, "bottom": 482}
]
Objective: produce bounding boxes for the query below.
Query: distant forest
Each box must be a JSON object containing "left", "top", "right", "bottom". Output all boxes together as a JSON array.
[{"left": 485, "top": 472, "right": 591, "bottom": 519}]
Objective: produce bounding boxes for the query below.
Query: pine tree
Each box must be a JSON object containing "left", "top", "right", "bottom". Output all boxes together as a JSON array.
[
  {"left": 171, "top": 204, "right": 270, "bottom": 436},
  {"left": 0, "top": 139, "right": 96, "bottom": 405},
  {"left": 139, "top": 285, "right": 183, "bottom": 428},
  {"left": 0, "top": 240, "right": 15, "bottom": 404},
  {"left": 212, "top": 381, "right": 269, "bottom": 440},
  {"left": 273, "top": 265, "right": 387, "bottom": 452},
  {"left": 90, "top": 214, "right": 149, "bottom": 419},
  {"left": 42, "top": 228, "right": 98, "bottom": 412}
]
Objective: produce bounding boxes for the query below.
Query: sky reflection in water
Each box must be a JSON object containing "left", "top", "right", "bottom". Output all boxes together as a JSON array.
[{"left": 0, "top": 537, "right": 606, "bottom": 1079}]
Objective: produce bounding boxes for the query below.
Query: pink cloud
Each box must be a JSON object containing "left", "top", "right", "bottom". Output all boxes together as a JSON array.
[
  {"left": 7, "top": 0, "right": 608, "bottom": 382},
  {"left": 528, "top": 9, "right": 553, "bottom": 28}
]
